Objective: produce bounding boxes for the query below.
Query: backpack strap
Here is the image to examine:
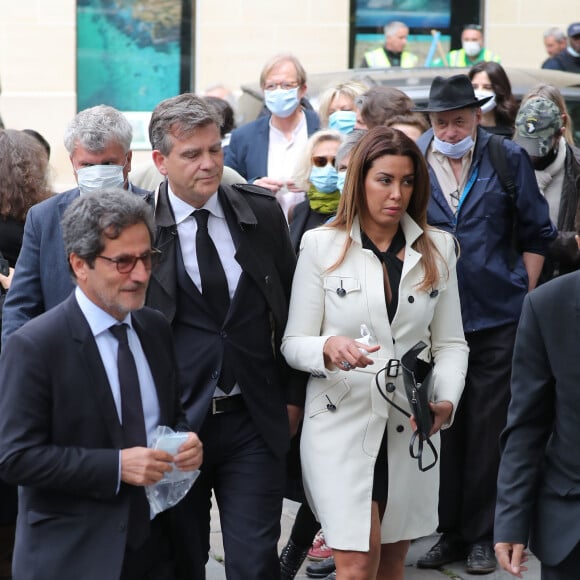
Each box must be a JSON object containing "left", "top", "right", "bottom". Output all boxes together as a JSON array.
[{"left": 487, "top": 134, "right": 519, "bottom": 270}]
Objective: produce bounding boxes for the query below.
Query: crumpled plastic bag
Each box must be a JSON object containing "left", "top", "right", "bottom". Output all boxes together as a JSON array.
[{"left": 145, "top": 425, "right": 200, "bottom": 516}]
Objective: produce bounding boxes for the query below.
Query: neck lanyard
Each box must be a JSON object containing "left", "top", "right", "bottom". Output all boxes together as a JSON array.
[{"left": 453, "top": 164, "right": 479, "bottom": 223}]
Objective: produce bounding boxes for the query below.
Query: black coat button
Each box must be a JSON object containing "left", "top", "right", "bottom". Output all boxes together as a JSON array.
[
  {"left": 408, "top": 296, "right": 415, "bottom": 303},
  {"left": 220, "top": 331, "right": 227, "bottom": 338},
  {"left": 396, "top": 425, "right": 404, "bottom": 433},
  {"left": 386, "top": 382, "right": 396, "bottom": 393},
  {"left": 211, "top": 370, "right": 219, "bottom": 379}
]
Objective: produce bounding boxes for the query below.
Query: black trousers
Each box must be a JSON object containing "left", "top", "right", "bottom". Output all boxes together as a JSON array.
[
  {"left": 173, "top": 405, "right": 285, "bottom": 580},
  {"left": 438, "top": 323, "right": 517, "bottom": 544},
  {"left": 121, "top": 513, "right": 176, "bottom": 580}
]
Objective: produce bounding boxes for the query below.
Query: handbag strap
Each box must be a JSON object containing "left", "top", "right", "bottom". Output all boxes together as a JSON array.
[{"left": 375, "top": 366, "right": 438, "bottom": 472}]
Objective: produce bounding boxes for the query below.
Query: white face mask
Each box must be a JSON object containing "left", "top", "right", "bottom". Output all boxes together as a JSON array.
[
  {"left": 76, "top": 163, "right": 126, "bottom": 196},
  {"left": 463, "top": 41, "right": 481, "bottom": 57},
  {"left": 433, "top": 134, "right": 475, "bottom": 159},
  {"left": 567, "top": 45, "right": 580, "bottom": 58},
  {"left": 474, "top": 89, "right": 497, "bottom": 114}
]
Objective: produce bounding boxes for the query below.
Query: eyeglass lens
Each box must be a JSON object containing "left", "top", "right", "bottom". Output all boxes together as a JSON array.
[{"left": 312, "top": 156, "right": 336, "bottom": 168}]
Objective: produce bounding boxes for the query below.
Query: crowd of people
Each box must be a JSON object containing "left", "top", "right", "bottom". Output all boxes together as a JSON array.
[{"left": 0, "top": 20, "right": 579, "bottom": 580}]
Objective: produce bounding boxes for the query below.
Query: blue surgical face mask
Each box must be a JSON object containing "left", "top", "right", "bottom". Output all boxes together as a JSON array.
[
  {"left": 433, "top": 134, "right": 475, "bottom": 159},
  {"left": 76, "top": 163, "right": 126, "bottom": 195},
  {"left": 328, "top": 110, "right": 356, "bottom": 134},
  {"left": 264, "top": 87, "right": 300, "bottom": 118},
  {"left": 336, "top": 170, "right": 347, "bottom": 194},
  {"left": 310, "top": 164, "right": 339, "bottom": 193}
]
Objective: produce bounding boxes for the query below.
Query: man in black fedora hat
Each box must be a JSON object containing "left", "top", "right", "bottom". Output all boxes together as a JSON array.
[{"left": 414, "top": 74, "right": 556, "bottom": 575}]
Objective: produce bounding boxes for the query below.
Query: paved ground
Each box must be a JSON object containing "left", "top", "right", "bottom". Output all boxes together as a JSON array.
[{"left": 206, "top": 499, "right": 541, "bottom": 579}]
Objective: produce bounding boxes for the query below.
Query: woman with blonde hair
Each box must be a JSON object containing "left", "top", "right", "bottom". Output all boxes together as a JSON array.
[
  {"left": 288, "top": 129, "right": 344, "bottom": 252},
  {"left": 318, "top": 80, "right": 369, "bottom": 134},
  {"left": 282, "top": 127, "right": 468, "bottom": 580}
]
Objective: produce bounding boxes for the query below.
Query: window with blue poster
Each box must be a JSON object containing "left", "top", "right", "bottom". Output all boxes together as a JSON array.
[{"left": 349, "top": 0, "right": 482, "bottom": 68}]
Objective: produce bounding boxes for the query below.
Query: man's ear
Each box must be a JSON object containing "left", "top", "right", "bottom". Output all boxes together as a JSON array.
[
  {"left": 69, "top": 253, "right": 88, "bottom": 281},
  {"left": 152, "top": 150, "right": 169, "bottom": 176}
]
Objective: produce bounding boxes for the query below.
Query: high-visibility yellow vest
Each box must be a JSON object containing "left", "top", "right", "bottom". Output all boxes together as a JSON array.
[
  {"left": 364, "top": 47, "right": 419, "bottom": 68},
  {"left": 447, "top": 48, "right": 501, "bottom": 67}
]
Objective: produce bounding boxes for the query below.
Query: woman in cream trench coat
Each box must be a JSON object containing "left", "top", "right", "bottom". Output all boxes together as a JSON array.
[{"left": 281, "top": 127, "right": 468, "bottom": 580}]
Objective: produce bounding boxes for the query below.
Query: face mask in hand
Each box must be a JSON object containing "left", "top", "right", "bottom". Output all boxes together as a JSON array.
[
  {"left": 462, "top": 41, "right": 481, "bottom": 57},
  {"left": 264, "top": 87, "right": 300, "bottom": 118},
  {"left": 433, "top": 134, "right": 475, "bottom": 159},
  {"left": 309, "top": 164, "right": 339, "bottom": 193},
  {"left": 76, "top": 164, "right": 126, "bottom": 195},
  {"left": 474, "top": 90, "right": 496, "bottom": 114},
  {"left": 328, "top": 111, "right": 356, "bottom": 134}
]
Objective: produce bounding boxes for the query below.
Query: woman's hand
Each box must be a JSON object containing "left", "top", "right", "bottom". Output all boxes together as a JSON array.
[
  {"left": 323, "top": 336, "right": 380, "bottom": 371},
  {"left": 409, "top": 401, "right": 453, "bottom": 436}
]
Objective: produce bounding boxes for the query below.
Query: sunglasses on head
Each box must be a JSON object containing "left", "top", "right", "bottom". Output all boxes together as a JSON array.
[{"left": 312, "top": 155, "right": 336, "bottom": 168}]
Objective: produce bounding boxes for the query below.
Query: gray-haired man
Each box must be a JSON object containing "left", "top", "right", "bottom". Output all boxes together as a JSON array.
[
  {"left": 2, "top": 105, "right": 151, "bottom": 345},
  {"left": 0, "top": 189, "right": 202, "bottom": 580}
]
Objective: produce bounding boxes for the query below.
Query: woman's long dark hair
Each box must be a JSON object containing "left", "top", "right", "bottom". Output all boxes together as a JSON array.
[{"left": 468, "top": 61, "right": 518, "bottom": 129}]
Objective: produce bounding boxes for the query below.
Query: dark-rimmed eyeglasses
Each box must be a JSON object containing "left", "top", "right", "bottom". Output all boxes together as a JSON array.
[
  {"left": 263, "top": 81, "right": 299, "bottom": 92},
  {"left": 312, "top": 155, "right": 336, "bottom": 168},
  {"left": 95, "top": 249, "right": 161, "bottom": 274}
]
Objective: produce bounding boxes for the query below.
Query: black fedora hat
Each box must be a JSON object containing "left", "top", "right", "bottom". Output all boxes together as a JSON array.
[{"left": 414, "top": 74, "right": 493, "bottom": 113}]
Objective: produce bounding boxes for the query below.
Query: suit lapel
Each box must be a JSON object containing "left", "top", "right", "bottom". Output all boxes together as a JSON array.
[
  {"left": 219, "top": 186, "right": 273, "bottom": 308},
  {"left": 65, "top": 295, "right": 124, "bottom": 448},
  {"left": 132, "top": 314, "right": 171, "bottom": 424}
]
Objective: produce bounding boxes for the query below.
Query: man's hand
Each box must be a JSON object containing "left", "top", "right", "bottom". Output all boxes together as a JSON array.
[
  {"left": 120, "top": 447, "right": 174, "bottom": 486},
  {"left": 173, "top": 432, "right": 203, "bottom": 471},
  {"left": 495, "top": 542, "right": 528, "bottom": 578}
]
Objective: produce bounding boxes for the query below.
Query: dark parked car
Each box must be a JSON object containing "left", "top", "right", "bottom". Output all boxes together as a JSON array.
[{"left": 237, "top": 67, "right": 580, "bottom": 146}]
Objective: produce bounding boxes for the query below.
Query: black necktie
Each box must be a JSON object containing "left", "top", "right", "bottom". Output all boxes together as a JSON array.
[
  {"left": 193, "top": 209, "right": 230, "bottom": 323},
  {"left": 109, "top": 323, "right": 150, "bottom": 549},
  {"left": 193, "top": 210, "right": 235, "bottom": 393}
]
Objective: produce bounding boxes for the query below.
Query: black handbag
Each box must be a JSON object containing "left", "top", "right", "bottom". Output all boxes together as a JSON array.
[{"left": 376, "top": 341, "right": 438, "bottom": 472}]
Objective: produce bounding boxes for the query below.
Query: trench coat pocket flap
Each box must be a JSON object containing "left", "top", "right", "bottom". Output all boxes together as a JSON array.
[
  {"left": 323, "top": 276, "right": 361, "bottom": 295},
  {"left": 308, "top": 379, "right": 350, "bottom": 417},
  {"left": 543, "top": 469, "right": 580, "bottom": 497}
]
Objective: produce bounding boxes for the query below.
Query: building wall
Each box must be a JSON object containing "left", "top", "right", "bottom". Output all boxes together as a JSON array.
[{"left": 0, "top": 0, "right": 577, "bottom": 190}]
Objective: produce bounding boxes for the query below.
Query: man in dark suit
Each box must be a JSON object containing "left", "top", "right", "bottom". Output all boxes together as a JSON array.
[
  {"left": 224, "top": 53, "right": 319, "bottom": 200},
  {"left": 0, "top": 189, "right": 203, "bottom": 580},
  {"left": 494, "top": 232, "right": 580, "bottom": 579},
  {"left": 1, "top": 104, "right": 150, "bottom": 346},
  {"left": 147, "top": 93, "right": 306, "bottom": 579}
]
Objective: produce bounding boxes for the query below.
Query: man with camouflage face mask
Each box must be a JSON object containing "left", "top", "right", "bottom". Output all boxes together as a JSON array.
[{"left": 514, "top": 94, "right": 580, "bottom": 281}]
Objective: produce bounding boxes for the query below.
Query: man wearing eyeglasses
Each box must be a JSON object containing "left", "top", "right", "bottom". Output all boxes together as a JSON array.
[
  {"left": 146, "top": 93, "right": 307, "bottom": 579},
  {"left": 1, "top": 105, "right": 150, "bottom": 347},
  {"left": 224, "top": 53, "right": 319, "bottom": 218},
  {"left": 0, "top": 189, "right": 203, "bottom": 580}
]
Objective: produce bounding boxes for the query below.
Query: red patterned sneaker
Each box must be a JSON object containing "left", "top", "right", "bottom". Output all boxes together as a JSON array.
[{"left": 307, "top": 530, "right": 332, "bottom": 561}]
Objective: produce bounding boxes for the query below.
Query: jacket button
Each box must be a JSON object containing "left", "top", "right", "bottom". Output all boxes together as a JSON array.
[
  {"left": 119, "top": 523, "right": 127, "bottom": 532},
  {"left": 408, "top": 296, "right": 415, "bottom": 303},
  {"left": 220, "top": 331, "right": 227, "bottom": 338},
  {"left": 211, "top": 370, "right": 219, "bottom": 379},
  {"left": 386, "top": 382, "right": 396, "bottom": 393},
  {"left": 396, "top": 425, "right": 404, "bottom": 433}
]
